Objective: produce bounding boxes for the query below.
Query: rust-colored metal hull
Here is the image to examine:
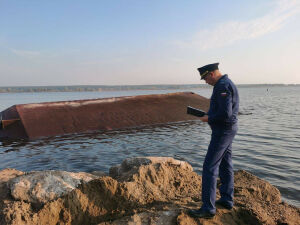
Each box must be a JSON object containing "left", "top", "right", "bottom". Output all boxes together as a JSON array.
[{"left": 0, "top": 92, "right": 209, "bottom": 140}]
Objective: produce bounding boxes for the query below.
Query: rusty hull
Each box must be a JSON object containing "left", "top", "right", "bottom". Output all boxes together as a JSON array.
[{"left": 0, "top": 92, "right": 209, "bottom": 140}]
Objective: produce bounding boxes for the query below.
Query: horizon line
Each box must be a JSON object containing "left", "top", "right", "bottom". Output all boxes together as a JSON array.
[{"left": 0, "top": 83, "right": 299, "bottom": 88}]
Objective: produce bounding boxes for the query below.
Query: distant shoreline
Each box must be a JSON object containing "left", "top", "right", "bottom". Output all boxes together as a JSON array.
[{"left": 0, "top": 84, "right": 299, "bottom": 93}]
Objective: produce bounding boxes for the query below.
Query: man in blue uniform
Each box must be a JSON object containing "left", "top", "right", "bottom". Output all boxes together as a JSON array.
[{"left": 188, "top": 63, "right": 239, "bottom": 218}]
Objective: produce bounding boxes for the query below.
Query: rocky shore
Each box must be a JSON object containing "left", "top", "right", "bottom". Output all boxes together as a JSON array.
[{"left": 0, "top": 157, "right": 299, "bottom": 225}]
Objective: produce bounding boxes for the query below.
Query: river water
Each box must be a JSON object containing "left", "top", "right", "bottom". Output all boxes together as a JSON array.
[{"left": 0, "top": 86, "right": 299, "bottom": 207}]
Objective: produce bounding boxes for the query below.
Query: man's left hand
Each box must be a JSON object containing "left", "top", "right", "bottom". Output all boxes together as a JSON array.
[{"left": 200, "top": 115, "right": 208, "bottom": 122}]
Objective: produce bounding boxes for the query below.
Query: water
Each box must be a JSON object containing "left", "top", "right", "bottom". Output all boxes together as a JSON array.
[{"left": 0, "top": 86, "right": 299, "bottom": 207}]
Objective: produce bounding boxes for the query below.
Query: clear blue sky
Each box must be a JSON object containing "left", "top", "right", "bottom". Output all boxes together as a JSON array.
[{"left": 0, "top": 0, "right": 299, "bottom": 86}]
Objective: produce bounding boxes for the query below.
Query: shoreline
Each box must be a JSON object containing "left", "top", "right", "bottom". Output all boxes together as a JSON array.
[
  {"left": 0, "top": 157, "right": 299, "bottom": 225},
  {"left": 0, "top": 83, "right": 299, "bottom": 94}
]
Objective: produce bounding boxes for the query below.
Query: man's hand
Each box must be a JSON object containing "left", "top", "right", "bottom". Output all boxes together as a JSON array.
[{"left": 200, "top": 115, "right": 208, "bottom": 122}]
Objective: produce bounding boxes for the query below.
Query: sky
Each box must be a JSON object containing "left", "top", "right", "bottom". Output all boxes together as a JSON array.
[{"left": 0, "top": 0, "right": 300, "bottom": 86}]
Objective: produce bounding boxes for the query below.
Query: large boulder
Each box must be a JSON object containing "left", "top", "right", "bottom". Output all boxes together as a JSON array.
[{"left": 9, "top": 170, "right": 98, "bottom": 205}]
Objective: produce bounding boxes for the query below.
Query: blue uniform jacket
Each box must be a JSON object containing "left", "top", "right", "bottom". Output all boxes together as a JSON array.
[{"left": 207, "top": 75, "right": 239, "bottom": 128}]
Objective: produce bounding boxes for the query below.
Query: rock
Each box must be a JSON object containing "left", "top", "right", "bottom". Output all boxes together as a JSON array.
[
  {"left": 109, "top": 156, "right": 193, "bottom": 180},
  {"left": 115, "top": 157, "right": 200, "bottom": 205},
  {"left": 0, "top": 169, "right": 24, "bottom": 183},
  {"left": 9, "top": 170, "right": 98, "bottom": 205},
  {"left": 1, "top": 157, "right": 299, "bottom": 225},
  {"left": 90, "top": 171, "right": 107, "bottom": 177},
  {"left": 234, "top": 170, "right": 281, "bottom": 204},
  {"left": 0, "top": 168, "right": 24, "bottom": 212}
]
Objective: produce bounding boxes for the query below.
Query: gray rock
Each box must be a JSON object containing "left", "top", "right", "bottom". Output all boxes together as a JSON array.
[{"left": 9, "top": 170, "right": 98, "bottom": 205}]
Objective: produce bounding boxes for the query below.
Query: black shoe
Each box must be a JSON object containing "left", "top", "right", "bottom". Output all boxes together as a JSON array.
[
  {"left": 215, "top": 199, "right": 233, "bottom": 210},
  {"left": 187, "top": 209, "right": 215, "bottom": 218}
]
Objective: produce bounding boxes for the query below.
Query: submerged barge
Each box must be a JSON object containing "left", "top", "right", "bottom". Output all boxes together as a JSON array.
[{"left": 0, "top": 92, "right": 209, "bottom": 140}]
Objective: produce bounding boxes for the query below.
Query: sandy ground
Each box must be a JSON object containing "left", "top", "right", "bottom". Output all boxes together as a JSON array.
[{"left": 0, "top": 158, "right": 299, "bottom": 225}]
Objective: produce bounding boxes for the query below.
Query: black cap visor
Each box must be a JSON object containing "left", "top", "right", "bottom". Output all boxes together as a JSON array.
[{"left": 200, "top": 70, "right": 210, "bottom": 80}]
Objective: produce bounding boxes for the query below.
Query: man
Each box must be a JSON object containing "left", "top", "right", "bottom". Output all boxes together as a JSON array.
[{"left": 188, "top": 63, "right": 239, "bottom": 218}]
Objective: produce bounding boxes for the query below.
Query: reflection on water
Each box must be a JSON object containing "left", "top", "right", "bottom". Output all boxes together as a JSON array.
[{"left": 0, "top": 86, "right": 300, "bottom": 207}]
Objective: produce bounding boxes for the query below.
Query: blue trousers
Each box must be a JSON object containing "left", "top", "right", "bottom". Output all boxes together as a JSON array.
[{"left": 201, "top": 125, "right": 237, "bottom": 213}]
